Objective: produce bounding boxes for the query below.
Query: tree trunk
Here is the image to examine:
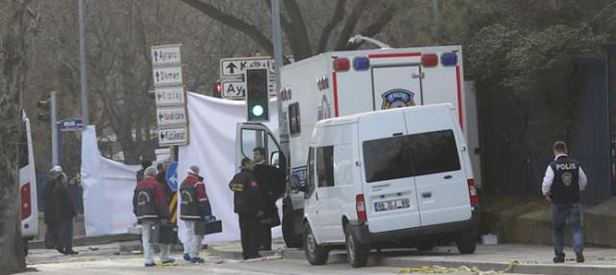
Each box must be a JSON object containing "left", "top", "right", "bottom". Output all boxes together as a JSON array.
[{"left": 0, "top": 1, "right": 35, "bottom": 273}]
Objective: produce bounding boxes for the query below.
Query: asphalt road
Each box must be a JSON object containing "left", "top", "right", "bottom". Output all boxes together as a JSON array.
[{"left": 25, "top": 256, "right": 403, "bottom": 275}]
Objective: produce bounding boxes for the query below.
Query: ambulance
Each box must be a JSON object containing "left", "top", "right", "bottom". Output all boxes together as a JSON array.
[
  {"left": 235, "top": 45, "right": 481, "bottom": 257},
  {"left": 20, "top": 111, "right": 39, "bottom": 256}
]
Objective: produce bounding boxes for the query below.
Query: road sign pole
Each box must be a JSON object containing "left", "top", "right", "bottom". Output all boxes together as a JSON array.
[
  {"left": 50, "top": 91, "right": 59, "bottom": 166},
  {"left": 271, "top": 0, "right": 289, "bottom": 156},
  {"left": 78, "top": 0, "right": 89, "bottom": 125}
]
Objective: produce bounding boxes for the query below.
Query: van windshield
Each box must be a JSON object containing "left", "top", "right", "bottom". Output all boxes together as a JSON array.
[{"left": 363, "top": 129, "right": 461, "bottom": 183}]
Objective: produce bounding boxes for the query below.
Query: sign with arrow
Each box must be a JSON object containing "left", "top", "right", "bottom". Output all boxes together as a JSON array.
[
  {"left": 151, "top": 45, "right": 181, "bottom": 67},
  {"left": 153, "top": 66, "right": 183, "bottom": 87},
  {"left": 155, "top": 86, "right": 185, "bottom": 106},
  {"left": 156, "top": 106, "right": 187, "bottom": 126},
  {"left": 158, "top": 127, "right": 188, "bottom": 146},
  {"left": 220, "top": 57, "right": 274, "bottom": 78}
]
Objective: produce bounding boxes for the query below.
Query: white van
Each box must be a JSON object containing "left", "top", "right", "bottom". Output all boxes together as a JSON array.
[
  {"left": 301, "top": 104, "right": 479, "bottom": 267},
  {"left": 20, "top": 111, "right": 39, "bottom": 256}
]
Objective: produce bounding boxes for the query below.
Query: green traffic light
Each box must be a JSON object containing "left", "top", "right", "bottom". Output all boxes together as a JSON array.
[{"left": 252, "top": 105, "right": 264, "bottom": 117}]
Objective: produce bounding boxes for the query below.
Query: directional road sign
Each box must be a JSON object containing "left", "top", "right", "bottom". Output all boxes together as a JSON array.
[
  {"left": 155, "top": 86, "right": 185, "bottom": 106},
  {"left": 151, "top": 45, "right": 181, "bottom": 67},
  {"left": 220, "top": 57, "right": 274, "bottom": 78},
  {"left": 156, "top": 106, "right": 187, "bottom": 126},
  {"left": 165, "top": 161, "right": 179, "bottom": 191},
  {"left": 158, "top": 127, "right": 188, "bottom": 146},
  {"left": 222, "top": 80, "right": 247, "bottom": 99},
  {"left": 153, "top": 66, "right": 183, "bottom": 87}
]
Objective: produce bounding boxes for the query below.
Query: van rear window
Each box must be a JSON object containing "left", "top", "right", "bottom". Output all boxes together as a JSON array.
[{"left": 363, "top": 130, "right": 461, "bottom": 183}]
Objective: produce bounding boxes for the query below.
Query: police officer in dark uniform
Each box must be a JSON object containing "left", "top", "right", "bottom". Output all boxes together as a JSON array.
[
  {"left": 252, "top": 147, "right": 285, "bottom": 251},
  {"left": 542, "top": 141, "right": 588, "bottom": 263},
  {"left": 229, "top": 158, "right": 263, "bottom": 260}
]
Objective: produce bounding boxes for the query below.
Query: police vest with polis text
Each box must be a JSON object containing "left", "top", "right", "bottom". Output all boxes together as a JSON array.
[{"left": 549, "top": 155, "right": 581, "bottom": 203}]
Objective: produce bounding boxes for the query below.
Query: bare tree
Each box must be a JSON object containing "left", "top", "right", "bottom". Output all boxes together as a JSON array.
[
  {"left": 0, "top": 0, "right": 38, "bottom": 273},
  {"left": 179, "top": 0, "right": 399, "bottom": 60}
]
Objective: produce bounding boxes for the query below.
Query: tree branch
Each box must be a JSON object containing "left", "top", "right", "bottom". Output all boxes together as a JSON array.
[
  {"left": 347, "top": 4, "right": 396, "bottom": 50},
  {"left": 283, "top": 0, "right": 312, "bottom": 56},
  {"left": 317, "top": 0, "right": 346, "bottom": 53},
  {"left": 334, "top": 0, "right": 369, "bottom": 50},
  {"left": 179, "top": 0, "right": 273, "bottom": 55}
]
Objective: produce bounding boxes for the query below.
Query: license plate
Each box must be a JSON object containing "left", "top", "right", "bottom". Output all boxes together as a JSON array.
[{"left": 374, "top": 198, "right": 410, "bottom": 212}]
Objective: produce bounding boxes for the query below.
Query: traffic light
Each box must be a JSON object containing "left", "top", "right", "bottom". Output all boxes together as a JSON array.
[
  {"left": 213, "top": 80, "right": 222, "bottom": 98},
  {"left": 246, "top": 68, "right": 269, "bottom": 121},
  {"left": 37, "top": 99, "right": 50, "bottom": 121}
]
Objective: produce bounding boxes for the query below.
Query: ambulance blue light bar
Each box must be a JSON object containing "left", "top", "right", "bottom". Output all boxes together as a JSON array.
[
  {"left": 441, "top": 52, "right": 458, "bottom": 66},
  {"left": 353, "top": 56, "right": 370, "bottom": 71}
]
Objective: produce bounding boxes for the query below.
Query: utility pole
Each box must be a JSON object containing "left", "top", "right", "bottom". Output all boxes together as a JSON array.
[
  {"left": 78, "top": 0, "right": 89, "bottom": 125},
  {"left": 50, "top": 92, "right": 59, "bottom": 166},
  {"left": 271, "top": 0, "right": 289, "bottom": 157}
]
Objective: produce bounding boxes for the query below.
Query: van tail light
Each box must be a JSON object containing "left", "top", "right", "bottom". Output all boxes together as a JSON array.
[
  {"left": 21, "top": 182, "right": 32, "bottom": 220},
  {"left": 356, "top": 194, "right": 367, "bottom": 222},
  {"left": 467, "top": 179, "right": 479, "bottom": 207}
]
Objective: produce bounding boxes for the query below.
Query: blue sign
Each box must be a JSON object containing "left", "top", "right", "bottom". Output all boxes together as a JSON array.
[
  {"left": 57, "top": 118, "right": 84, "bottom": 132},
  {"left": 166, "top": 161, "right": 179, "bottom": 192}
]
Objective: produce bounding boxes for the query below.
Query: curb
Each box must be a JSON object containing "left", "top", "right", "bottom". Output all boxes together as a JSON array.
[
  {"left": 208, "top": 245, "right": 616, "bottom": 275},
  {"left": 29, "top": 234, "right": 140, "bottom": 250}
]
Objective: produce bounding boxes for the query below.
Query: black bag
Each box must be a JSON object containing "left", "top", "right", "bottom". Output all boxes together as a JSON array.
[
  {"left": 260, "top": 211, "right": 281, "bottom": 227},
  {"left": 194, "top": 217, "right": 223, "bottom": 235},
  {"left": 158, "top": 223, "right": 178, "bottom": 244}
]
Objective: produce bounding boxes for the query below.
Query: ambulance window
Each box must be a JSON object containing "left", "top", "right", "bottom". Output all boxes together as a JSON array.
[
  {"left": 316, "top": 146, "right": 335, "bottom": 187},
  {"left": 289, "top": 102, "right": 301, "bottom": 136}
]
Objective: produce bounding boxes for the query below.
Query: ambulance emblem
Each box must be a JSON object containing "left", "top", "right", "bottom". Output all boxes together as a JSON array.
[{"left": 381, "top": 89, "right": 416, "bottom": 109}]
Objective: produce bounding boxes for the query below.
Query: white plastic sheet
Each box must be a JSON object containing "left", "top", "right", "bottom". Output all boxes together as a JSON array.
[
  {"left": 177, "top": 93, "right": 282, "bottom": 244},
  {"left": 81, "top": 126, "right": 140, "bottom": 236}
]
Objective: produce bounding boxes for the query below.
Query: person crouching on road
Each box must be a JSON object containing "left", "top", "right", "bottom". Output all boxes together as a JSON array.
[
  {"left": 133, "top": 166, "right": 175, "bottom": 267},
  {"left": 542, "top": 141, "right": 588, "bottom": 263},
  {"left": 180, "top": 166, "right": 210, "bottom": 264},
  {"left": 229, "top": 158, "right": 264, "bottom": 260}
]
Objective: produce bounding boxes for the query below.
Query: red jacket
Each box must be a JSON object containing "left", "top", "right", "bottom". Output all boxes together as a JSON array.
[
  {"left": 179, "top": 174, "right": 211, "bottom": 221},
  {"left": 133, "top": 175, "right": 167, "bottom": 222},
  {"left": 182, "top": 175, "right": 208, "bottom": 202}
]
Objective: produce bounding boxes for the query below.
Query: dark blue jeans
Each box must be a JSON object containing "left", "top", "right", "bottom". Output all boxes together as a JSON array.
[{"left": 551, "top": 203, "right": 583, "bottom": 256}]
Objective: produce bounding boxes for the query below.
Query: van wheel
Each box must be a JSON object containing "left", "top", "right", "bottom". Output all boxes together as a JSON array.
[
  {"left": 304, "top": 224, "right": 329, "bottom": 265},
  {"left": 456, "top": 237, "right": 476, "bottom": 254},
  {"left": 345, "top": 226, "right": 368, "bottom": 268}
]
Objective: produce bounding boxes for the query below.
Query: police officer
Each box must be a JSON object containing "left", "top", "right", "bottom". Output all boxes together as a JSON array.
[
  {"left": 133, "top": 166, "right": 175, "bottom": 267},
  {"left": 252, "top": 147, "right": 285, "bottom": 251},
  {"left": 229, "top": 158, "right": 263, "bottom": 260},
  {"left": 179, "top": 165, "right": 210, "bottom": 264},
  {"left": 542, "top": 141, "right": 588, "bottom": 263}
]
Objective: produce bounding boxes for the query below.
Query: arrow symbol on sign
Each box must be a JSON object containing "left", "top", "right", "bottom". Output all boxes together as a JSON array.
[
  {"left": 154, "top": 50, "right": 159, "bottom": 62},
  {"left": 160, "top": 132, "right": 166, "bottom": 139},
  {"left": 159, "top": 113, "right": 164, "bottom": 121},
  {"left": 226, "top": 62, "right": 237, "bottom": 74},
  {"left": 156, "top": 72, "right": 160, "bottom": 82},
  {"left": 157, "top": 92, "right": 163, "bottom": 101}
]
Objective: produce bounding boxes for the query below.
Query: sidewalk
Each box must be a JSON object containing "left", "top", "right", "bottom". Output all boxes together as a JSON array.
[{"left": 209, "top": 239, "right": 616, "bottom": 275}]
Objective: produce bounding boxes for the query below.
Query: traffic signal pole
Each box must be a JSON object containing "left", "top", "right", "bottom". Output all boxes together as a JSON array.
[
  {"left": 271, "top": 0, "right": 289, "bottom": 159},
  {"left": 50, "top": 91, "right": 59, "bottom": 166}
]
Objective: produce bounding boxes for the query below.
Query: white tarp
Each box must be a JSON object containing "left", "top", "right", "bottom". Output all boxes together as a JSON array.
[
  {"left": 82, "top": 93, "right": 282, "bottom": 244},
  {"left": 81, "top": 126, "right": 140, "bottom": 236},
  {"left": 177, "top": 92, "right": 282, "bottom": 244}
]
